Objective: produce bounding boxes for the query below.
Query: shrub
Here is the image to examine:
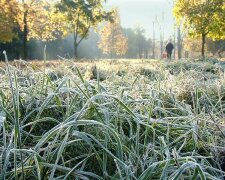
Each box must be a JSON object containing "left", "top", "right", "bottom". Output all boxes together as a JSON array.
[
  {"left": 164, "top": 60, "right": 222, "bottom": 75},
  {"left": 139, "top": 68, "right": 164, "bottom": 81}
]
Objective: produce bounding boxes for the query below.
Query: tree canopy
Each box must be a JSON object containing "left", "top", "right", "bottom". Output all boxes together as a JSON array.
[
  {"left": 0, "top": 0, "right": 18, "bottom": 42},
  {"left": 0, "top": 0, "right": 112, "bottom": 59},
  {"left": 173, "top": 0, "right": 225, "bottom": 57},
  {"left": 55, "top": 0, "right": 113, "bottom": 58}
]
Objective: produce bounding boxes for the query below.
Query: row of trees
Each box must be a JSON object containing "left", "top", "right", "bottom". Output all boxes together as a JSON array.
[
  {"left": 0, "top": 0, "right": 113, "bottom": 59},
  {"left": 0, "top": 3, "right": 152, "bottom": 60},
  {"left": 1, "top": 0, "right": 224, "bottom": 60}
]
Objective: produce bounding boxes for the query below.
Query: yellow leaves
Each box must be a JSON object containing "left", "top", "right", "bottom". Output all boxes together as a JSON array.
[
  {"left": 27, "top": 3, "right": 63, "bottom": 41},
  {"left": 0, "top": 0, "right": 113, "bottom": 44},
  {"left": 174, "top": 0, "right": 225, "bottom": 40},
  {"left": 99, "top": 9, "right": 128, "bottom": 56},
  {"left": 0, "top": 0, "right": 65, "bottom": 42},
  {"left": 0, "top": 0, "right": 18, "bottom": 42}
]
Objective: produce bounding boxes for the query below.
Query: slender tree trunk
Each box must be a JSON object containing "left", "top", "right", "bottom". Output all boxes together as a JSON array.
[
  {"left": 73, "top": 13, "right": 80, "bottom": 59},
  {"left": 160, "top": 31, "right": 163, "bottom": 59},
  {"left": 109, "top": 30, "right": 115, "bottom": 59},
  {"left": 145, "top": 49, "right": 148, "bottom": 59},
  {"left": 160, "top": 41, "right": 163, "bottom": 59},
  {"left": 202, "top": 33, "right": 206, "bottom": 58},
  {"left": 218, "top": 51, "right": 222, "bottom": 58},
  {"left": 177, "top": 27, "right": 182, "bottom": 59},
  {"left": 174, "top": 29, "right": 176, "bottom": 60},
  {"left": 74, "top": 44, "right": 78, "bottom": 58},
  {"left": 152, "top": 21, "right": 155, "bottom": 59},
  {"left": 23, "top": 10, "right": 28, "bottom": 60},
  {"left": 139, "top": 44, "right": 142, "bottom": 59},
  {"left": 73, "top": 29, "right": 78, "bottom": 59},
  {"left": 75, "top": 24, "right": 90, "bottom": 59},
  {"left": 138, "top": 36, "right": 141, "bottom": 59}
]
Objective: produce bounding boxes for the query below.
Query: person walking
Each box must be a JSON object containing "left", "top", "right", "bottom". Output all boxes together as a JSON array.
[{"left": 166, "top": 40, "right": 174, "bottom": 60}]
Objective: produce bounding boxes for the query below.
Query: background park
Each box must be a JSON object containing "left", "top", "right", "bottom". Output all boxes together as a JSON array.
[{"left": 0, "top": 0, "right": 225, "bottom": 179}]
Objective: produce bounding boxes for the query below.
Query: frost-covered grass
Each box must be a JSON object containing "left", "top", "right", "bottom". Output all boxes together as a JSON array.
[{"left": 0, "top": 58, "right": 225, "bottom": 179}]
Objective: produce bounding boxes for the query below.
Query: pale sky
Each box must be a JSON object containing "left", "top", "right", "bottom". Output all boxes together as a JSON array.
[{"left": 105, "top": 0, "right": 175, "bottom": 40}]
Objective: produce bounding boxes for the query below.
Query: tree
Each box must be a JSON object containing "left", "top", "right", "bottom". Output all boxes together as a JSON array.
[
  {"left": 152, "top": 19, "right": 156, "bottom": 59},
  {"left": 98, "top": 9, "right": 128, "bottom": 58},
  {"left": 123, "top": 27, "right": 152, "bottom": 59},
  {"left": 135, "top": 26, "right": 146, "bottom": 59},
  {"left": 25, "top": 2, "right": 63, "bottom": 41},
  {"left": 156, "top": 14, "right": 165, "bottom": 59},
  {"left": 55, "top": 0, "right": 112, "bottom": 58},
  {"left": 123, "top": 28, "right": 139, "bottom": 58},
  {"left": 174, "top": 0, "right": 225, "bottom": 57},
  {"left": 16, "top": 0, "right": 60, "bottom": 59},
  {"left": 0, "top": 0, "right": 60, "bottom": 59},
  {"left": 134, "top": 26, "right": 151, "bottom": 59}
]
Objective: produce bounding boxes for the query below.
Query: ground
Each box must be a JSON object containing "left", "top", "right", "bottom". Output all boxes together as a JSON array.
[{"left": 0, "top": 58, "right": 225, "bottom": 179}]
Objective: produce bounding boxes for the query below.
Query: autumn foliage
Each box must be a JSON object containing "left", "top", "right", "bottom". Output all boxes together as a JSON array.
[
  {"left": 0, "top": 0, "right": 18, "bottom": 42},
  {"left": 99, "top": 9, "right": 128, "bottom": 58},
  {"left": 173, "top": 0, "right": 225, "bottom": 57},
  {"left": 0, "top": 0, "right": 112, "bottom": 59}
]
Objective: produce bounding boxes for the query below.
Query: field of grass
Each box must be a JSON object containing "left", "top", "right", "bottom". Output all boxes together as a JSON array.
[{"left": 0, "top": 57, "right": 225, "bottom": 179}]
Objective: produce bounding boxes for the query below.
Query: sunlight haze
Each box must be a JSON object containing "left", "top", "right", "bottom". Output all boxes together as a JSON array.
[{"left": 106, "top": 0, "right": 174, "bottom": 40}]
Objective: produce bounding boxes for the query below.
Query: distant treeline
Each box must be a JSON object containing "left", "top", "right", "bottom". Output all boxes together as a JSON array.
[
  {"left": 0, "top": 27, "right": 154, "bottom": 60},
  {"left": 0, "top": 0, "right": 224, "bottom": 60},
  {"left": 0, "top": 30, "right": 101, "bottom": 60},
  {"left": 1, "top": 27, "right": 225, "bottom": 60}
]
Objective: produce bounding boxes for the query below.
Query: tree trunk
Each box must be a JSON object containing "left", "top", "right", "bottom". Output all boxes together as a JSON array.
[
  {"left": 152, "top": 21, "right": 155, "bottom": 59},
  {"left": 139, "top": 50, "right": 142, "bottom": 59},
  {"left": 160, "top": 33, "right": 163, "bottom": 59},
  {"left": 145, "top": 49, "right": 148, "bottom": 59},
  {"left": 73, "top": 29, "right": 78, "bottom": 59},
  {"left": 174, "top": 30, "right": 176, "bottom": 60},
  {"left": 218, "top": 51, "right": 222, "bottom": 58},
  {"left": 152, "top": 39, "right": 155, "bottom": 59},
  {"left": 23, "top": 10, "right": 28, "bottom": 60},
  {"left": 160, "top": 42, "right": 163, "bottom": 59},
  {"left": 177, "top": 27, "right": 182, "bottom": 59},
  {"left": 202, "top": 33, "right": 206, "bottom": 58},
  {"left": 74, "top": 43, "right": 78, "bottom": 58},
  {"left": 110, "top": 51, "right": 113, "bottom": 59},
  {"left": 138, "top": 38, "right": 142, "bottom": 59}
]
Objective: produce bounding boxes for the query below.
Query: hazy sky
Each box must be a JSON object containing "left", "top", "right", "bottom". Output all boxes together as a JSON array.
[{"left": 105, "top": 0, "right": 175, "bottom": 40}]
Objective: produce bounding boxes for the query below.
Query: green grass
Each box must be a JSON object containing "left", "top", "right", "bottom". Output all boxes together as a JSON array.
[{"left": 0, "top": 58, "right": 225, "bottom": 179}]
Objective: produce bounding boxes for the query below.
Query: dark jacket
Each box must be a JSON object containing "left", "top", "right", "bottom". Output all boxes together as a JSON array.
[{"left": 166, "top": 42, "right": 174, "bottom": 53}]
